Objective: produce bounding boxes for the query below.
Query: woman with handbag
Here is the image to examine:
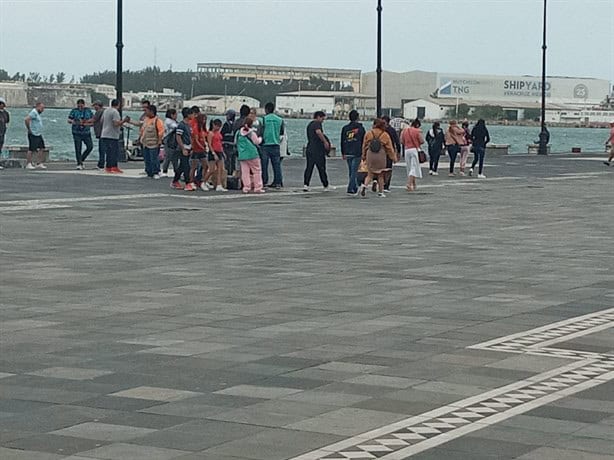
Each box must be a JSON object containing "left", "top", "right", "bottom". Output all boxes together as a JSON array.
[{"left": 400, "top": 118, "right": 425, "bottom": 192}]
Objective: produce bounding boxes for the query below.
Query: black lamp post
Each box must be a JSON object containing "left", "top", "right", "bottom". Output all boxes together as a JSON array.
[
  {"left": 116, "top": 0, "right": 125, "bottom": 160},
  {"left": 116, "top": 0, "right": 123, "bottom": 112},
  {"left": 376, "top": 0, "right": 382, "bottom": 117},
  {"left": 538, "top": 0, "right": 548, "bottom": 155}
]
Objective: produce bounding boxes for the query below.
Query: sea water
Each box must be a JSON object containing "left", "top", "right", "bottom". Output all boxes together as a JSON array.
[{"left": 1, "top": 108, "right": 610, "bottom": 160}]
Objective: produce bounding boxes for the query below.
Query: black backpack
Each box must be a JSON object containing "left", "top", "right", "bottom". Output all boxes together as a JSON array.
[
  {"left": 369, "top": 132, "right": 383, "bottom": 153},
  {"left": 165, "top": 128, "right": 178, "bottom": 150}
]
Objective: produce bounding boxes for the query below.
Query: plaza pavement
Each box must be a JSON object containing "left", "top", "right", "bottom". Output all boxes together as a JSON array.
[{"left": 0, "top": 154, "right": 613, "bottom": 460}]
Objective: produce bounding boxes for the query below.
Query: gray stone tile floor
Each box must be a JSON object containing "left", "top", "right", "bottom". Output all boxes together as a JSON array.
[{"left": 0, "top": 155, "right": 613, "bottom": 458}]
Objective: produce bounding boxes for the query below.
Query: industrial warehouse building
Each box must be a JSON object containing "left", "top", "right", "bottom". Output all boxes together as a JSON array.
[
  {"left": 362, "top": 70, "right": 611, "bottom": 119},
  {"left": 275, "top": 91, "right": 375, "bottom": 118}
]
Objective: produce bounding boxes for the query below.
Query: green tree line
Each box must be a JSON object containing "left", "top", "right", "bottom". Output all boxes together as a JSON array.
[
  {"left": 0, "top": 69, "right": 71, "bottom": 84},
  {"left": 2, "top": 66, "right": 353, "bottom": 106},
  {"left": 80, "top": 66, "right": 352, "bottom": 105}
]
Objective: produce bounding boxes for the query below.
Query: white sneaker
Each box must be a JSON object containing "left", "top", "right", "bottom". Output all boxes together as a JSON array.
[
  {"left": 478, "top": 174, "right": 487, "bottom": 179},
  {"left": 459, "top": 171, "right": 465, "bottom": 176},
  {"left": 469, "top": 168, "right": 474, "bottom": 176},
  {"left": 303, "top": 185, "right": 310, "bottom": 192},
  {"left": 36, "top": 163, "right": 47, "bottom": 169},
  {"left": 432, "top": 171, "right": 439, "bottom": 176},
  {"left": 359, "top": 184, "right": 367, "bottom": 198},
  {"left": 96, "top": 166, "right": 104, "bottom": 171},
  {"left": 153, "top": 174, "right": 161, "bottom": 180},
  {"left": 216, "top": 185, "right": 228, "bottom": 192},
  {"left": 383, "top": 189, "right": 391, "bottom": 193},
  {"left": 378, "top": 192, "right": 386, "bottom": 198},
  {"left": 26, "top": 163, "right": 36, "bottom": 170},
  {"left": 76, "top": 165, "right": 83, "bottom": 170},
  {"left": 429, "top": 170, "right": 433, "bottom": 175},
  {"left": 159, "top": 172, "right": 168, "bottom": 178},
  {"left": 323, "top": 185, "right": 336, "bottom": 191}
]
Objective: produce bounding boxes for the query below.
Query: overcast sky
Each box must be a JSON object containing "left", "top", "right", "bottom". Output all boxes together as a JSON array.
[{"left": 0, "top": 0, "right": 613, "bottom": 83}]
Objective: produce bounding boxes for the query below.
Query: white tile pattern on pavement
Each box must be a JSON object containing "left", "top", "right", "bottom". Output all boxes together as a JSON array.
[{"left": 289, "top": 308, "right": 614, "bottom": 460}]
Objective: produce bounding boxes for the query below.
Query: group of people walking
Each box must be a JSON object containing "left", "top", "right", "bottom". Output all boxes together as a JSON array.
[{"left": 333, "top": 112, "right": 492, "bottom": 198}]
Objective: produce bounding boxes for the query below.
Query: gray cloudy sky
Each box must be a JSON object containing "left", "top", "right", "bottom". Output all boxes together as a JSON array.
[{"left": 0, "top": 0, "right": 613, "bottom": 83}]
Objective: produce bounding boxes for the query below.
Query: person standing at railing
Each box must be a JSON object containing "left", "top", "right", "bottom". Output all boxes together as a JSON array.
[
  {"left": 603, "top": 121, "right": 614, "bottom": 167},
  {"left": 0, "top": 97, "right": 9, "bottom": 170}
]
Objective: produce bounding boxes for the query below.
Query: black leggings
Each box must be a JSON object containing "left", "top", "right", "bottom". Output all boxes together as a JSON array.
[{"left": 303, "top": 150, "right": 329, "bottom": 187}]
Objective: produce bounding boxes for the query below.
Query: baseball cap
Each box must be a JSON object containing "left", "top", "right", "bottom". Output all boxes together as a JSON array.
[{"left": 0, "top": 97, "right": 6, "bottom": 105}]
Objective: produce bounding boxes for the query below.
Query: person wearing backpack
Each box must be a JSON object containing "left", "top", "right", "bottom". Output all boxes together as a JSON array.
[
  {"left": 236, "top": 117, "right": 264, "bottom": 194},
  {"left": 358, "top": 118, "right": 395, "bottom": 198},
  {"left": 171, "top": 107, "right": 194, "bottom": 190},
  {"left": 400, "top": 119, "right": 425, "bottom": 192},
  {"left": 340, "top": 110, "right": 365, "bottom": 195},
  {"left": 140, "top": 104, "right": 165, "bottom": 179},
  {"left": 161, "top": 109, "right": 178, "bottom": 177}
]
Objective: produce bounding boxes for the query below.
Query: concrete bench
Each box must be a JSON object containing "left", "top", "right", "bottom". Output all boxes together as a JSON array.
[
  {"left": 5, "top": 145, "right": 52, "bottom": 165},
  {"left": 485, "top": 144, "right": 510, "bottom": 155},
  {"left": 527, "top": 144, "right": 551, "bottom": 155}
]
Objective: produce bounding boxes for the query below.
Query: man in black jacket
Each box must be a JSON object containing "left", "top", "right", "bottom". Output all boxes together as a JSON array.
[
  {"left": 381, "top": 115, "right": 401, "bottom": 192},
  {"left": 340, "top": 110, "right": 365, "bottom": 194}
]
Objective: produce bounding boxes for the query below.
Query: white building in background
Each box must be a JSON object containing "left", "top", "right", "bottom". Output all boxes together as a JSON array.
[
  {"left": 183, "top": 95, "right": 260, "bottom": 114},
  {"left": 81, "top": 84, "right": 116, "bottom": 101},
  {"left": 403, "top": 98, "right": 614, "bottom": 125},
  {"left": 275, "top": 91, "right": 376, "bottom": 118},
  {"left": 545, "top": 108, "right": 614, "bottom": 125},
  {"left": 123, "top": 88, "right": 183, "bottom": 110},
  {"left": 0, "top": 81, "right": 28, "bottom": 106},
  {"left": 362, "top": 70, "right": 611, "bottom": 116}
]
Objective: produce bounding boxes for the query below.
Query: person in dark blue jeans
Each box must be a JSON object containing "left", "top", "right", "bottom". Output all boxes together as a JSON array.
[
  {"left": 470, "top": 119, "right": 491, "bottom": 178},
  {"left": 260, "top": 102, "right": 285, "bottom": 188},
  {"left": 340, "top": 110, "right": 365, "bottom": 194},
  {"left": 68, "top": 99, "right": 94, "bottom": 170},
  {"left": 445, "top": 120, "right": 466, "bottom": 176}
]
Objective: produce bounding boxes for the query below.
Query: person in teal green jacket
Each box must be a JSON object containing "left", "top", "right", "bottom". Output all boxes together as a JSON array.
[{"left": 236, "top": 117, "right": 264, "bottom": 193}]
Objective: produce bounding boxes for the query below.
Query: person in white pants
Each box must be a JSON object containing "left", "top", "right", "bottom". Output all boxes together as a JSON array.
[{"left": 400, "top": 119, "right": 425, "bottom": 192}]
